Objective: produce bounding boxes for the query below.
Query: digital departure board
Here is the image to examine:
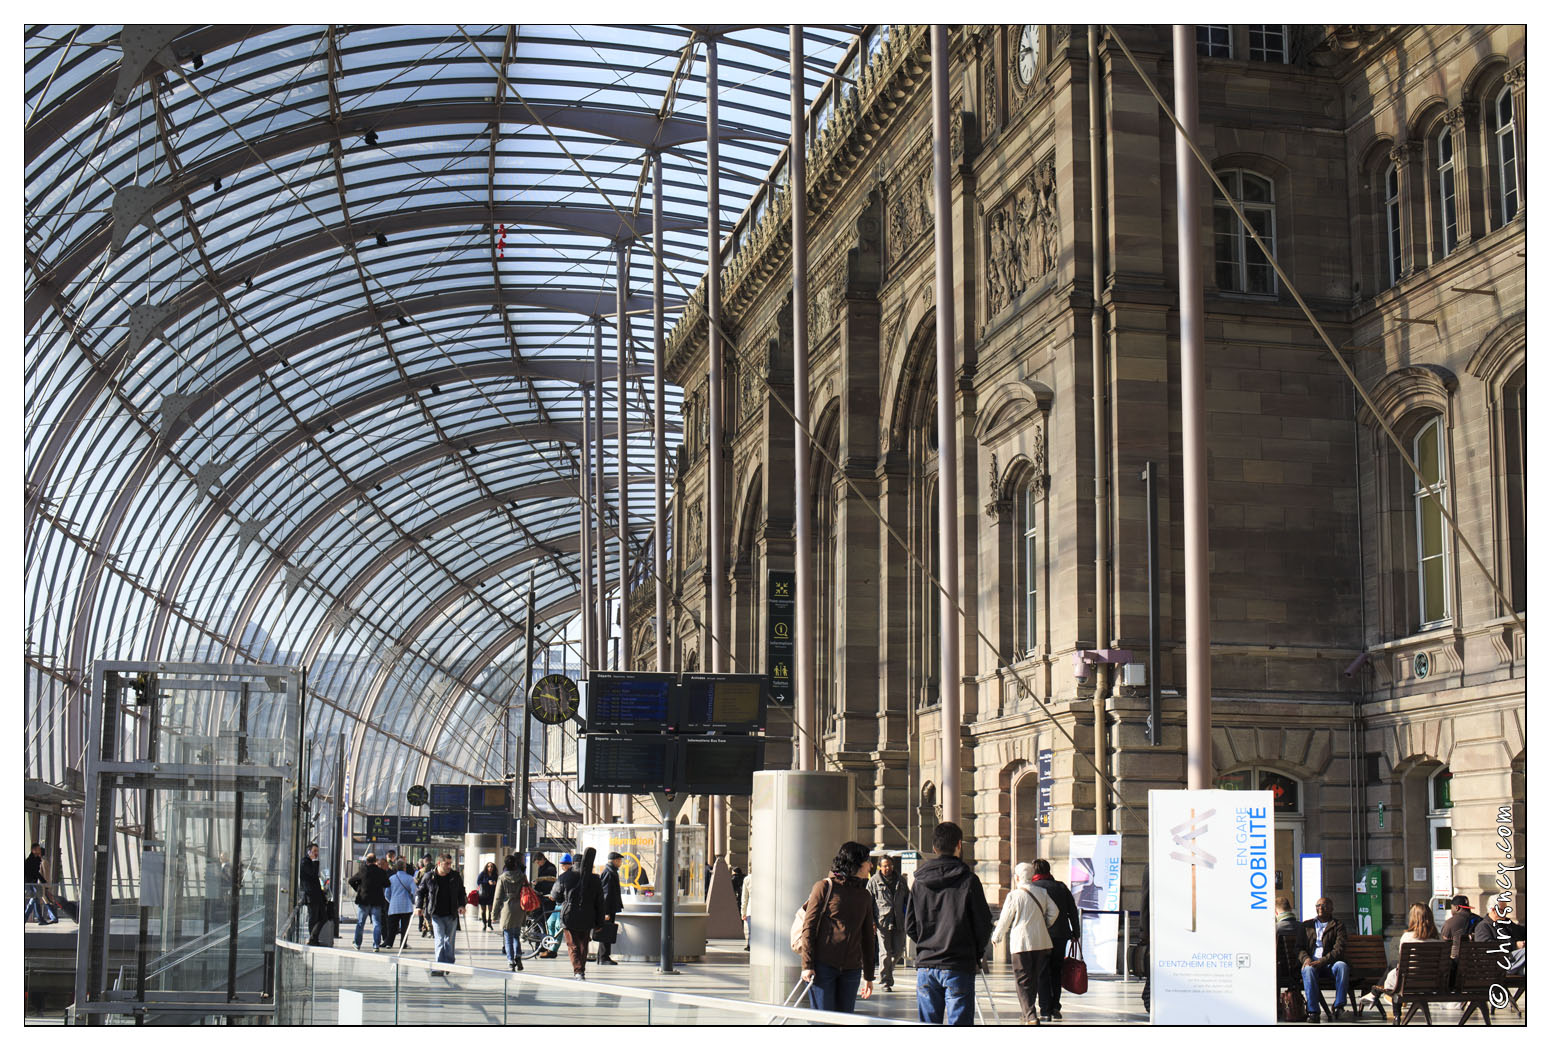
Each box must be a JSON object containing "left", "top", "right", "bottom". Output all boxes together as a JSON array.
[
  {"left": 584, "top": 671, "right": 678, "bottom": 731},
  {"left": 468, "top": 810, "right": 509, "bottom": 835},
  {"left": 578, "top": 734, "right": 676, "bottom": 793},
  {"left": 677, "top": 736, "right": 764, "bottom": 794},
  {"left": 398, "top": 816, "right": 430, "bottom": 844},
  {"left": 428, "top": 811, "right": 468, "bottom": 838},
  {"left": 677, "top": 674, "right": 767, "bottom": 733},
  {"left": 428, "top": 783, "right": 469, "bottom": 809},
  {"left": 364, "top": 815, "right": 399, "bottom": 840},
  {"left": 469, "top": 784, "right": 510, "bottom": 811}
]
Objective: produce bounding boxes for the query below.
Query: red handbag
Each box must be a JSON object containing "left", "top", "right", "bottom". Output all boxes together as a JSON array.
[
  {"left": 1061, "top": 939, "right": 1089, "bottom": 995},
  {"left": 466, "top": 889, "right": 480, "bottom": 905}
]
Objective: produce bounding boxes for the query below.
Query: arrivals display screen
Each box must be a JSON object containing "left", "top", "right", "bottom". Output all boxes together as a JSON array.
[
  {"left": 470, "top": 784, "right": 510, "bottom": 811},
  {"left": 677, "top": 736, "right": 763, "bottom": 794},
  {"left": 677, "top": 674, "right": 767, "bottom": 733},
  {"left": 584, "top": 672, "right": 677, "bottom": 732},
  {"left": 428, "top": 811, "right": 468, "bottom": 838},
  {"left": 468, "top": 810, "right": 509, "bottom": 835},
  {"left": 428, "top": 783, "right": 468, "bottom": 809},
  {"left": 578, "top": 734, "right": 676, "bottom": 793},
  {"left": 397, "top": 816, "right": 429, "bottom": 844}
]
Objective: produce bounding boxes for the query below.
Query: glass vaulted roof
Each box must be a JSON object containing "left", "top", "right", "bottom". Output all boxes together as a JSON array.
[{"left": 23, "top": 24, "right": 867, "bottom": 817}]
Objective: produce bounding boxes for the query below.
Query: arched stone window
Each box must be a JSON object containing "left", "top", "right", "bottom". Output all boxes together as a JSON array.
[
  {"left": 1214, "top": 170, "right": 1277, "bottom": 295},
  {"left": 1494, "top": 84, "right": 1521, "bottom": 226},
  {"left": 1435, "top": 123, "right": 1460, "bottom": 256},
  {"left": 1384, "top": 161, "right": 1403, "bottom": 288},
  {"left": 1412, "top": 416, "right": 1451, "bottom": 628}
]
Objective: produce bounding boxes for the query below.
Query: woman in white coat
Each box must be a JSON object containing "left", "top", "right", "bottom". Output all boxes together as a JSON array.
[{"left": 991, "top": 862, "right": 1063, "bottom": 1025}]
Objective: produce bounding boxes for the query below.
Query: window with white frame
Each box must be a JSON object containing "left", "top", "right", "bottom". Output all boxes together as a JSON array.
[
  {"left": 1249, "top": 25, "right": 1287, "bottom": 62},
  {"left": 1495, "top": 86, "right": 1519, "bottom": 226},
  {"left": 1016, "top": 481, "right": 1038, "bottom": 655},
  {"left": 1437, "top": 125, "right": 1459, "bottom": 255},
  {"left": 1385, "top": 162, "right": 1403, "bottom": 287},
  {"left": 1214, "top": 170, "right": 1277, "bottom": 295},
  {"left": 1413, "top": 416, "right": 1451, "bottom": 627},
  {"left": 1196, "top": 25, "right": 1231, "bottom": 58}
]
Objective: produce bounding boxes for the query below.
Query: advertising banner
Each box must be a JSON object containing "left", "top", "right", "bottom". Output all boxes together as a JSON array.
[
  {"left": 1070, "top": 834, "right": 1123, "bottom": 975},
  {"left": 1149, "top": 790, "right": 1276, "bottom": 1025},
  {"left": 1355, "top": 865, "right": 1383, "bottom": 935}
]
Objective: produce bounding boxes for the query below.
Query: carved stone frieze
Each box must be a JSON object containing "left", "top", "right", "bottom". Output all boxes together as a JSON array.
[
  {"left": 736, "top": 335, "right": 768, "bottom": 422},
  {"left": 1505, "top": 62, "right": 1526, "bottom": 89},
  {"left": 686, "top": 502, "right": 704, "bottom": 565},
  {"left": 887, "top": 162, "right": 933, "bottom": 267},
  {"left": 1443, "top": 105, "right": 1467, "bottom": 133},
  {"left": 1030, "top": 423, "right": 1048, "bottom": 493},
  {"left": 985, "top": 159, "right": 1059, "bottom": 319},
  {"left": 810, "top": 258, "right": 846, "bottom": 336},
  {"left": 984, "top": 66, "right": 999, "bottom": 134}
]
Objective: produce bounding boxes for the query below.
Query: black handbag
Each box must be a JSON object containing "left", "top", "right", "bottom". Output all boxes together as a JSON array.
[{"left": 592, "top": 920, "right": 619, "bottom": 944}]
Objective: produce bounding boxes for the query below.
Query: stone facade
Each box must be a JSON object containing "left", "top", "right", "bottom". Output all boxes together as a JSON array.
[{"left": 647, "top": 25, "right": 1526, "bottom": 938}]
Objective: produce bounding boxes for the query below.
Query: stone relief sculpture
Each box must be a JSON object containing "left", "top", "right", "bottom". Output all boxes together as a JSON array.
[
  {"left": 985, "top": 159, "right": 1059, "bottom": 318},
  {"left": 887, "top": 163, "right": 933, "bottom": 265}
]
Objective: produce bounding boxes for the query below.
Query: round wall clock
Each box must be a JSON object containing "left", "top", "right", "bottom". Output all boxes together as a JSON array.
[
  {"left": 529, "top": 673, "right": 580, "bottom": 725},
  {"left": 1017, "top": 25, "right": 1040, "bottom": 85}
]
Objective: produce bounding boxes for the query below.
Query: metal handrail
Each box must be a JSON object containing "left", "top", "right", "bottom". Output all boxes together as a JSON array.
[{"left": 275, "top": 939, "right": 917, "bottom": 1025}]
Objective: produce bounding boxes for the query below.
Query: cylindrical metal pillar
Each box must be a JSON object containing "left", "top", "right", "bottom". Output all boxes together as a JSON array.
[
  {"left": 1173, "top": 26, "right": 1212, "bottom": 790},
  {"left": 1088, "top": 25, "right": 1112, "bottom": 833},
  {"left": 593, "top": 318, "right": 609, "bottom": 670},
  {"left": 580, "top": 383, "right": 595, "bottom": 670},
  {"left": 705, "top": 32, "right": 728, "bottom": 860},
  {"left": 652, "top": 152, "right": 669, "bottom": 675},
  {"left": 929, "top": 25, "right": 962, "bottom": 825},
  {"left": 705, "top": 34, "right": 726, "bottom": 677},
  {"left": 518, "top": 580, "right": 534, "bottom": 850},
  {"left": 616, "top": 240, "right": 632, "bottom": 673},
  {"left": 789, "top": 25, "right": 817, "bottom": 773}
]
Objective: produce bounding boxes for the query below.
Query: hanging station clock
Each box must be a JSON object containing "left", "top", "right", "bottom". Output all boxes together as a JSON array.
[{"left": 529, "top": 673, "right": 580, "bottom": 725}]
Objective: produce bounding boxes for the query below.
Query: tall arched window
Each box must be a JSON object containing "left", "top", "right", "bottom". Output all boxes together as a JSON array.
[
  {"left": 1020, "top": 483, "right": 1038, "bottom": 655},
  {"left": 1214, "top": 170, "right": 1277, "bottom": 295},
  {"left": 1495, "top": 85, "right": 1520, "bottom": 226},
  {"left": 1436, "top": 125, "right": 1459, "bottom": 255},
  {"left": 1384, "top": 162, "right": 1403, "bottom": 288},
  {"left": 1413, "top": 416, "right": 1451, "bottom": 627}
]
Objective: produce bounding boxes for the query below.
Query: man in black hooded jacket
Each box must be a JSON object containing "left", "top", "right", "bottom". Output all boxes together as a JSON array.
[
  {"left": 552, "top": 846, "right": 604, "bottom": 978},
  {"left": 906, "top": 821, "right": 992, "bottom": 1025}
]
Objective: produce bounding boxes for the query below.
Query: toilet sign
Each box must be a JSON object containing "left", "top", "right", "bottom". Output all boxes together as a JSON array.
[{"left": 767, "top": 571, "right": 794, "bottom": 703}]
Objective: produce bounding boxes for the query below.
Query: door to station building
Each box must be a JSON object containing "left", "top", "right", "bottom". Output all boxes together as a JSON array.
[{"left": 1428, "top": 768, "right": 1454, "bottom": 929}]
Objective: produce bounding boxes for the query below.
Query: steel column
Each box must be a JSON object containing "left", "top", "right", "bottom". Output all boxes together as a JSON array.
[
  {"left": 705, "top": 33, "right": 727, "bottom": 858},
  {"left": 1173, "top": 26, "right": 1212, "bottom": 790},
  {"left": 652, "top": 152, "right": 669, "bottom": 675},
  {"left": 616, "top": 241, "right": 632, "bottom": 673},
  {"left": 789, "top": 25, "right": 817, "bottom": 772},
  {"left": 593, "top": 318, "right": 609, "bottom": 670},
  {"left": 930, "top": 25, "right": 962, "bottom": 825},
  {"left": 1089, "top": 25, "right": 1112, "bottom": 833},
  {"left": 518, "top": 578, "right": 534, "bottom": 851},
  {"left": 579, "top": 382, "right": 595, "bottom": 671}
]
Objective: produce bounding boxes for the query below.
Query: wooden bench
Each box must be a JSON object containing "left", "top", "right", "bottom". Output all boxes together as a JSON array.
[
  {"left": 1389, "top": 940, "right": 1454, "bottom": 1025},
  {"left": 1454, "top": 940, "right": 1501, "bottom": 1025},
  {"left": 1308, "top": 933, "right": 1387, "bottom": 1020}
]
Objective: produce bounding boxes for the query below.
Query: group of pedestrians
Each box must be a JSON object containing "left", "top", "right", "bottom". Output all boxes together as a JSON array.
[{"left": 794, "top": 821, "right": 1082, "bottom": 1025}]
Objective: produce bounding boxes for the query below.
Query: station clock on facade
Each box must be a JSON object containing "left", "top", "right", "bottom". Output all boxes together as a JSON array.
[{"left": 1017, "top": 25, "right": 1039, "bottom": 85}]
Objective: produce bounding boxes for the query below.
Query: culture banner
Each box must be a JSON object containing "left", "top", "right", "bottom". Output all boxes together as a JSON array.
[
  {"left": 1148, "top": 790, "right": 1276, "bottom": 1025},
  {"left": 1070, "top": 833, "right": 1123, "bottom": 975}
]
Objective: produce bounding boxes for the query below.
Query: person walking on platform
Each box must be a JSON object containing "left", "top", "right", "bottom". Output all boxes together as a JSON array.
[
  {"left": 1031, "top": 858, "right": 1080, "bottom": 1021},
  {"left": 552, "top": 847, "right": 604, "bottom": 979},
  {"left": 798, "top": 841, "right": 878, "bottom": 1013},
  {"left": 416, "top": 853, "right": 467, "bottom": 967},
  {"left": 24, "top": 843, "right": 55, "bottom": 925},
  {"left": 386, "top": 858, "right": 417, "bottom": 948},
  {"left": 491, "top": 854, "right": 531, "bottom": 971},
  {"left": 533, "top": 852, "right": 558, "bottom": 898},
  {"left": 596, "top": 852, "right": 625, "bottom": 965},
  {"left": 299, "top": 842, "right": 329, "bottom": 945},
  {"left": 351, "top": 852, "right": 390, "bottom": 951},
  {"left": 992, "top": 862, "right": 1061, "bottom": 1025},
  {"left": 477, "top": 861, "right": 499, "bottom": 930},
  {"left": 907, "top": 822, "right": 993, "bottom": 1026},
  {"left": 414, "top": 855, "right": 434, "bottom": 937},
  {"left": 868, "top": 853, "right": 908, "bottom": 991}
]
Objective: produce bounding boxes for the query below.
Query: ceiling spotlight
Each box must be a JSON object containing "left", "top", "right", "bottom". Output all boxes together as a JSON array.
[
  {"left": 364, "top": 130, "right": 379, "bottom": 147},
  {"left": 376, "top": 232, "right": 388, "bottom": 248},
  {"left": 190, "top": 53, "right": 204, "bottom": 70},
  {"left": 396, "top": 315, "right": 409, "bottom": 328},
  {"left": 211, "top": 178, "right": 222, "bottom": 193}
]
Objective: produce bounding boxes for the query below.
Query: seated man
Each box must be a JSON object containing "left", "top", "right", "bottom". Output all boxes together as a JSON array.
[
  {"left": 1473, "top": 904, "right": 1526, "bottom": 975},
  {"left": 1299, "top": 896, "right": 1349, "bottom": 1023}
]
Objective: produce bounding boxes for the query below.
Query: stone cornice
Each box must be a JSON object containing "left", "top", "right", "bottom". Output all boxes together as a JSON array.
[{"left": 665, "top": 25, "right": 933, "bottom": 380}]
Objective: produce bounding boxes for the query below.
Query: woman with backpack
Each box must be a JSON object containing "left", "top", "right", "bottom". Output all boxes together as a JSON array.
[
  {"left": 797, "top": 841, "right": 878, "bottom": 1013},
  {"left": 491, "top": 853, "right": 535, "bottom": 971}
]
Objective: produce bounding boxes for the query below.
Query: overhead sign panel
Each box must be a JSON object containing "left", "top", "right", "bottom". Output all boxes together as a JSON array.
[
  {"left": 398, "top": 816, "right": 430, "bottom": 844},
  {"left": 1148, "top": 789, "right": 1276, "bottom": 1025},
  {"left": 767, "top": 570, "right": 794, "bottom": 704},
  {"left": 578, "top": 734, "right": 677, "bottom": 793},
  {"left": 364, "top": 815, "right": 399, "bottom": 840},
  {"left": 469, "top": 784, "right": 510, "bottom": 811},
  {"left": 428, "top": 783, "right": 468, "bottom": 809},
  {"left": 677, "top": 736, "right": 763, "bottom": 795},
  {"left": 678, "top": 673, "right": 767, "bottom": 733},
  {"left": 468, "top": 810, "right": 510, "bottom": 835},
  {"left": 428, "top": 811, "right": 468, "bottom": 838}
]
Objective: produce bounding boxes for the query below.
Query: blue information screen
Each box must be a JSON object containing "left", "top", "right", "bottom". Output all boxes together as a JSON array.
[
  {"left": 428, "top": 811, "right": 468, "bottom": 838},
  {"left": 428, "top": 784, "right": 468, "bottom": 809},
  {"left": 468, "top": 811, "right": 509, "bottom": 835},
  {"left": 586, "top": 673, "right": 675, "bottom": 730},
  {"left": 678, "top": 675, "right": 765, "bottom": 732}
]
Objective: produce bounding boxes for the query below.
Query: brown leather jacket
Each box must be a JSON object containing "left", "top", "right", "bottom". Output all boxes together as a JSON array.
[
  {"left": 800, "top": 873, "right": 878, "bottom": 980},
  {"left": 1298, "top": 915, "right": 1348, "bottom": 968}
]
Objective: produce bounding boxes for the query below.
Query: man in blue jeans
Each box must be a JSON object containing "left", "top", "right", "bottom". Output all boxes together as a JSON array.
[
  {"left": 416, "top": 853, "right": 467, "bottom": 969},
  {"left": 1299, "top": 896, "right": 1349, "bottom": 1022},
  {"left": 907, "top": 821, "right": 993, "bottom": 1025}
]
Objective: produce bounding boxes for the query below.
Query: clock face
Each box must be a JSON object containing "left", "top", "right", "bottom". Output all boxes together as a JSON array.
[
  {"left": 529, "top": 674, "right": 580, "bottom": 725},
  {"left": 1018, "top": 25, "right": 1039, "bottom": 85}
]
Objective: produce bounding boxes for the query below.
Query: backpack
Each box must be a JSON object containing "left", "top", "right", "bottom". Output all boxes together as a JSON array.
[
  {"left": 519, "top": 884, "right": 541, "bottom": 913},
  {"left": 790, "top": 879, "right": 834, "bottom": 954}
]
